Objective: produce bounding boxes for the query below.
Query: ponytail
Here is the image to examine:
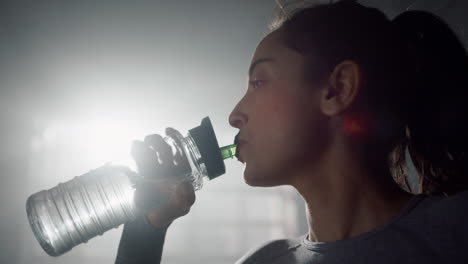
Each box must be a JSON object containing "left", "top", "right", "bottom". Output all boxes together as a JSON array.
[{"left": 391, "top": 11, "right": 468, "bottom": 196}]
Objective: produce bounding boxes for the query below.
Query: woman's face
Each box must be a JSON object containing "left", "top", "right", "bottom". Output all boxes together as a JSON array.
[{"left": 229, "top": 30, "right": 331, "bottom": 187}]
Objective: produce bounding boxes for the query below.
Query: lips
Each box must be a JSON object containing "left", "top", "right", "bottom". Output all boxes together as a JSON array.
[
  {"left": 234, "top": 134, "right": 247, "bottom": 163},
  {"left": 235, "top": 140, "right": 247, "bottom": 163}
]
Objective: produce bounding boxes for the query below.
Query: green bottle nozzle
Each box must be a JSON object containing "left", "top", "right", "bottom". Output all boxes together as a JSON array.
[{"left": 220, "top": 144, "right": 237, "bottom": 160}]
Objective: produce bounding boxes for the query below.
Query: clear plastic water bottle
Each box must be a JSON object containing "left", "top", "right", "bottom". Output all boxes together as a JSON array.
[{"left": 26, "top": 117, "right": 236, "bottom": 257}]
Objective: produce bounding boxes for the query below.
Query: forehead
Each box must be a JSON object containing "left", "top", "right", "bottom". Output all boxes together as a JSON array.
[
  {"left": 252, "top": 30, "right": 286, "bottom": 60},
  {"left": 251, "top": 30, "right": 305, "bottom": 71}
]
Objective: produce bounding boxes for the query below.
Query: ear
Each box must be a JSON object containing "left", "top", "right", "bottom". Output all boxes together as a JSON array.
[{"left": 320, "top": 60, "right": 362, "bottom": 116}]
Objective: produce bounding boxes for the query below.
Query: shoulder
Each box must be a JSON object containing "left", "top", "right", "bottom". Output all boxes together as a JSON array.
[
  {"left": 235, "top": 236, "right": 303, "bottom": 264},
  {"left": 424, "top": 190, "right": 468, "bottom": 212},
  {"left": 436, "top": 190, "right": 468, "bottom": 220},
  {"left": 413, "top": 190, "right": 468, "bottom": 228},
  {"left": 417, "top": 190, "right": 468, "bottom": 258}
]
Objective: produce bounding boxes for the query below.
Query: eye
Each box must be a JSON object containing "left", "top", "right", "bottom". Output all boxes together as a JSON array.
[{"left": 248, "top": 79, "right": 265, "bottom": 89}]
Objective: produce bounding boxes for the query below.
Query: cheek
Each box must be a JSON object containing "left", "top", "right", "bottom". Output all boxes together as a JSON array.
[
  {"left": 249, "top": 94, "right": 313, "bottom": 166},
  {"left": 248, "top": 88, "right": 329, "bottom": 182},
  {"left": 255, "top": 90, "right": 301, "bottom": 123},
  {"left": 256, "top": 91, "right": 310, "bottom": 137}
]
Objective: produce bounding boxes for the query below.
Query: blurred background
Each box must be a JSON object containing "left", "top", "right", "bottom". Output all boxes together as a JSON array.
[{"left": 0, "top": 0, "right": 467, "bottom": 263}]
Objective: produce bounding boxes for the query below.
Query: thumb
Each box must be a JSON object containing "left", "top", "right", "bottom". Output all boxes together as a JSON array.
[{"left": 176, "top": 181, "right": 196, "bottom": 208}]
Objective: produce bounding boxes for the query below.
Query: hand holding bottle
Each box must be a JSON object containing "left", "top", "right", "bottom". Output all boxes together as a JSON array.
[
  {"left": 131, "top": 127, "right": 196, "bottom": 228},
  {"left": 26, "top": 117, "right": 228, "bottom": 257}
]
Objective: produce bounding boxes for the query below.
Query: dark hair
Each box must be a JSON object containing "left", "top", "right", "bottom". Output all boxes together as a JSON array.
[{"left": 271, "top": 0, "right": 468, "bottom": 196}]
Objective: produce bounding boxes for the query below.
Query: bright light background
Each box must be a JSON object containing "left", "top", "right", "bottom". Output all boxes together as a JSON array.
[{"left": 0, "top": 1, "right": 306, "bottom": 264}]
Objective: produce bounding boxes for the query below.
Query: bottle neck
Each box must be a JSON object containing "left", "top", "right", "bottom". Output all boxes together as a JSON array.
[{"left": 183, "top": 135, "right": 208, "bottom": 190}]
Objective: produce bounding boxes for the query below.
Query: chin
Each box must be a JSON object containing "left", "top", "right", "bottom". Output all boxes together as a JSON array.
[{"left": 243, "top": 165, "right": 286, "bottom": 187}]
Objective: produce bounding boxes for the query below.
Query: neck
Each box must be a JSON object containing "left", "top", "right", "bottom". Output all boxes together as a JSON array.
[{"left": 292, "top": 138, "right": 414, "bottom": 243}]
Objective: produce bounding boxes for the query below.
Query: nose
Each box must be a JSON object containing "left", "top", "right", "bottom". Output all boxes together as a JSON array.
[{"left": 229, "top": 101, "right": 248, "bottom": 129}]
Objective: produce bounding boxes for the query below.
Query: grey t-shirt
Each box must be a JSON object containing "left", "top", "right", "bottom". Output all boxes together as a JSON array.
[{"left": 236, "top": 191, "right": 468, "bottom": 264}]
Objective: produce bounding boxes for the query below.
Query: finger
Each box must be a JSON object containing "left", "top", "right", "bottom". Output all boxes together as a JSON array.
[
  {"left": 144, "top": 134, "right": 174, "bottom": 165},
  {"left": 165, "top": 127, "right": 190, "bottom": 169},
  {"left": 131, "top": 140, "right": 159, "bottom": 177}
]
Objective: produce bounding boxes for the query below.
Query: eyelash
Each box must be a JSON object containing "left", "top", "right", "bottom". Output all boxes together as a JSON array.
[{"left": 249, "top": 80, "right": 265, "bottom": 89}]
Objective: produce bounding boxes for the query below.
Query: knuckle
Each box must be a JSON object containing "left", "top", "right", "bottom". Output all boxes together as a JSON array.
[
  {"left": 165, "top": 128, "right": 184, "bottom": 144},
  {"left": 144, "top": 133, "right": 163, "bottom": 141},
  {"left": 144, "top": 134, "right": 164, "bottom": 148},
  {"left": 165, "top": 127, "right": 177, "bottom": 136}
]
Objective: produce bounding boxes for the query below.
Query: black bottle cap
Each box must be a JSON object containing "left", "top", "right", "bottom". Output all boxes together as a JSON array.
[{"left": 188, "top": 117, "right": 225, "bottom": 180}]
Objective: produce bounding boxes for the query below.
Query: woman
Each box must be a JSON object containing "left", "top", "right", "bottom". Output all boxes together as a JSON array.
[{"left": 116, "top": 0, "right": 468, "bottom": 263}]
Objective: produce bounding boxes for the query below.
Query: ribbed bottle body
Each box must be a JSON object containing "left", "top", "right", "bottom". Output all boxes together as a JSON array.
[
  {"left": 26, "top": 165, "right": 140, "bottom": 256},
  {"left": 26, "top": 136, "right": 208, "bottom": 257}
]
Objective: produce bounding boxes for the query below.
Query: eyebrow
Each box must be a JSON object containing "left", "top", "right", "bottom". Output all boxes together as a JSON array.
[{"left": 248, "top": 58, "right": 274, "bottom": 77}]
